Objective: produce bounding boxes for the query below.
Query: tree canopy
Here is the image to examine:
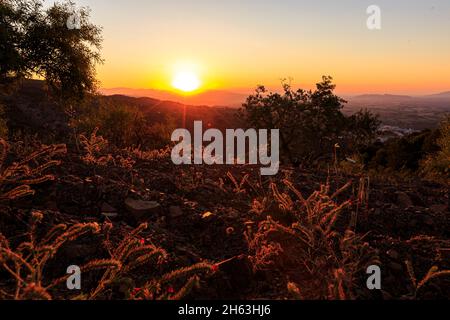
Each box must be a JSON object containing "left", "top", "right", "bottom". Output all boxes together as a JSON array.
[
  {"left": 0, "top": 0, "right": 103, "bottom": 100},
  {"left": 242, "top": 76, "right": 380, "bottom": 163}
]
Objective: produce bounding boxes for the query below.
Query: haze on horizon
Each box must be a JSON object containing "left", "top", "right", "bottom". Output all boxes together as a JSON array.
[{"left": 45, "top": 0, "right": 450, "bottom": 96}]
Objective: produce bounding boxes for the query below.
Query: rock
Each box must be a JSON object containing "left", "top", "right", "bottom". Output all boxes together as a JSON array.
[
  {"left": 386, "top": 249, "right": 399, "bottom": 260},
  {"left": 101, "top": 203, "right": 118, "bottom": 219},
  {"left": 430, "top": 204, "right": 448, "bottom": 214},
  {"left": 396, "top": 192, "right": 413, "bottom": 207},
  {"left": 169, "top": 206, "right": 183, "bottom": 219},
  {"left": 125, "top": 198, "right": 161, "bottom": 220},
  {"left": 101, "top": 212, "right": 119, "bottom": 219}
]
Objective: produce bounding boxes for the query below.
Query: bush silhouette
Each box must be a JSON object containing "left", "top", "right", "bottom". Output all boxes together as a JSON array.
[
  {"left": 71, "top": 97, "right": 175, "bottom": 150},
  {"left": 0, "top": 0, "right": 102, "bottom": 100},
  {"left": 361, "top": 129, "right": 440, "bottom": 173},
  {"left": 242, "top": 76, "right": 379, "bottom": 164},
  {"left": 421, "top": 116, "right": 450, "bottom": 179}
]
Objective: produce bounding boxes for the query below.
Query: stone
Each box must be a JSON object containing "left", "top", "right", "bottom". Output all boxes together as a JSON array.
[
  {"left": 101, "top": 203, "right": 118, "bottom": 220},
  {"left": 101, "top": 212, "right": 119, "bottom": 219},
  {"left": 396, "top": 192, "right": 413, "bottom": 207},
  {"left": 125, "top": 198, "right": 161, "bottom": 220}
]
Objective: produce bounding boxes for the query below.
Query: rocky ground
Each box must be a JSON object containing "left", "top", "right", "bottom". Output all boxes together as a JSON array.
[{"left": 0, "top": 149, "right": 448, "bottom": 300}]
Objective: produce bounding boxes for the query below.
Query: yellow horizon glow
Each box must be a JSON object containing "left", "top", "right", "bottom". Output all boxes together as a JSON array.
[
  {"left": 97, "top": 65, "right": 450, "bottom": 96},
  {"left": 96, "top": 49, "right": 450, "bottom": 95}
]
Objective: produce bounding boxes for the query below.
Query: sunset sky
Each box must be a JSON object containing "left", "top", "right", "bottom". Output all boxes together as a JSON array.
[{"left": 45, "top": 0, "right": 450, "bottom": 95}]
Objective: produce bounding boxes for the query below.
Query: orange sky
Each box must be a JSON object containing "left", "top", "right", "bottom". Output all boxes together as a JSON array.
[{"left": 48, "top": 0, "right": 450, "bottom": 95}]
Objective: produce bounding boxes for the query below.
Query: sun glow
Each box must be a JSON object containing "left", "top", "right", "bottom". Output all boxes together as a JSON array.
[{"left": 172, "top": 71, "right": 201, "bottom": 93}]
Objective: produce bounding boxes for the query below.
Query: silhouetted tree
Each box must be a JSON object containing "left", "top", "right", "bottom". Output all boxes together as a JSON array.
[
  {"left": 0, "top": 0, "right": 32, "bottom": 81},
  {"left": 0, "top": 0, "right": 102, "bottom": 100},
  {"left": 363, "top": 129, "right": 440, "bottom": 172},
  {"left": 421, "top": 116, "right": 450, "bottom": 178},
  {"left": 345, "top": 109, "right": 381, "bottom": 150},
  {"left": 242, "top": 76, "right": 377, "bottom": 163}
]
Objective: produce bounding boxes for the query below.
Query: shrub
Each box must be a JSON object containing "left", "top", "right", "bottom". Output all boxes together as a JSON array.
[
  {"left": 85, "top": 222, "right": 214, "bottom": 300},
  {"left": 0, "top": 216, "right": 215, "bottom": 300},
  {"left": 0, "top": 212, "right": 103, "bottom": 299},
  {"left": 78, "top": 128, "right": 135, "bottom": 170},
  {"left": 360, "top": 128, "right": 440, "bottom": 175},
  {"left": 71, "top": 98, "right": 175, "bottom": 150},
  {"left": 421, "top": 116, "right": 450, "bottom": 179},
  {"left": 246, "top": 180, "right": 378, "bottom": 299},
  {"left": 345, "top": 109, "right": 381, "bottom": 152},
  {"left": 0, "top": 139, "right": 66, "bottom": 201},
  {"left": 0, "top": 103, "right": 8, "bottom": 139},
  {"left": 1, "top": 0, "right": 103, "bottom": 100},
  {"left": 242, "top": 76, "right": 379, "bottom": 164}
]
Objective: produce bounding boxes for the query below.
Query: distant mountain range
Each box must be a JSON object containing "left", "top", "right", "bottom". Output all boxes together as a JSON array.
[
  {"left": 101, "top": 87, "right": 450, "bottom": 109},
  {"left": 348, "top": 92, "right": 450, "bottom": 101},
  {"left": 351, "top": 94, "right": 414, "bottom": 100},
  {"left": 100, "top": 87, "right": 450, "bottom": 130},
  {"left": 5, "top": 80, "right": 450, "bottom": 134},
  {"left": 343, "top": 93, "right": 450, "bottom": 130},
  {"left": 427, "top": 91, "right": 450, "bottom": 98},
  {"left": 100, "top": 87, "right": 249, "bottom": 108}
]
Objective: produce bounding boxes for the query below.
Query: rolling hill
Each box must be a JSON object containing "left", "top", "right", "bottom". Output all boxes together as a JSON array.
[{"left": 100, "top": 87, "right": 248, "bottom": 108}]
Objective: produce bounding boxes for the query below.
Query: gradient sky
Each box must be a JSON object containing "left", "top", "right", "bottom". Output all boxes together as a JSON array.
[{"left": 45, "top": 0, "right": 450, "bottom": 94}]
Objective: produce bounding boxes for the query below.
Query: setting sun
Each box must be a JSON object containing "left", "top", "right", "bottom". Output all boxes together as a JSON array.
[{"left": 172, "top": 71, "right": 201, "bottom": 93}]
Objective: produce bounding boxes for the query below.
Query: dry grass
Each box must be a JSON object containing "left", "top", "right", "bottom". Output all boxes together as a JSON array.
[
  {"left": 79, "top": 128, "right": 135, "bottom": 169},
  {"left": 0, "top": 139, "right": 66, "bottom": 201},
  {"left": 0, "top": 211, "right": 102, "bottom": 299},
  {"left": 405, "top": 260, "right": 450, "bottom": 299},
  {"left": 246, "top": 179, "right": 378, "bottom": 299},
  {"left": 1, "top": 134, "right": 448, "bottom": 300},
  {"left": 0, "top": 216, "right": 214, "bottom": 300}
]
